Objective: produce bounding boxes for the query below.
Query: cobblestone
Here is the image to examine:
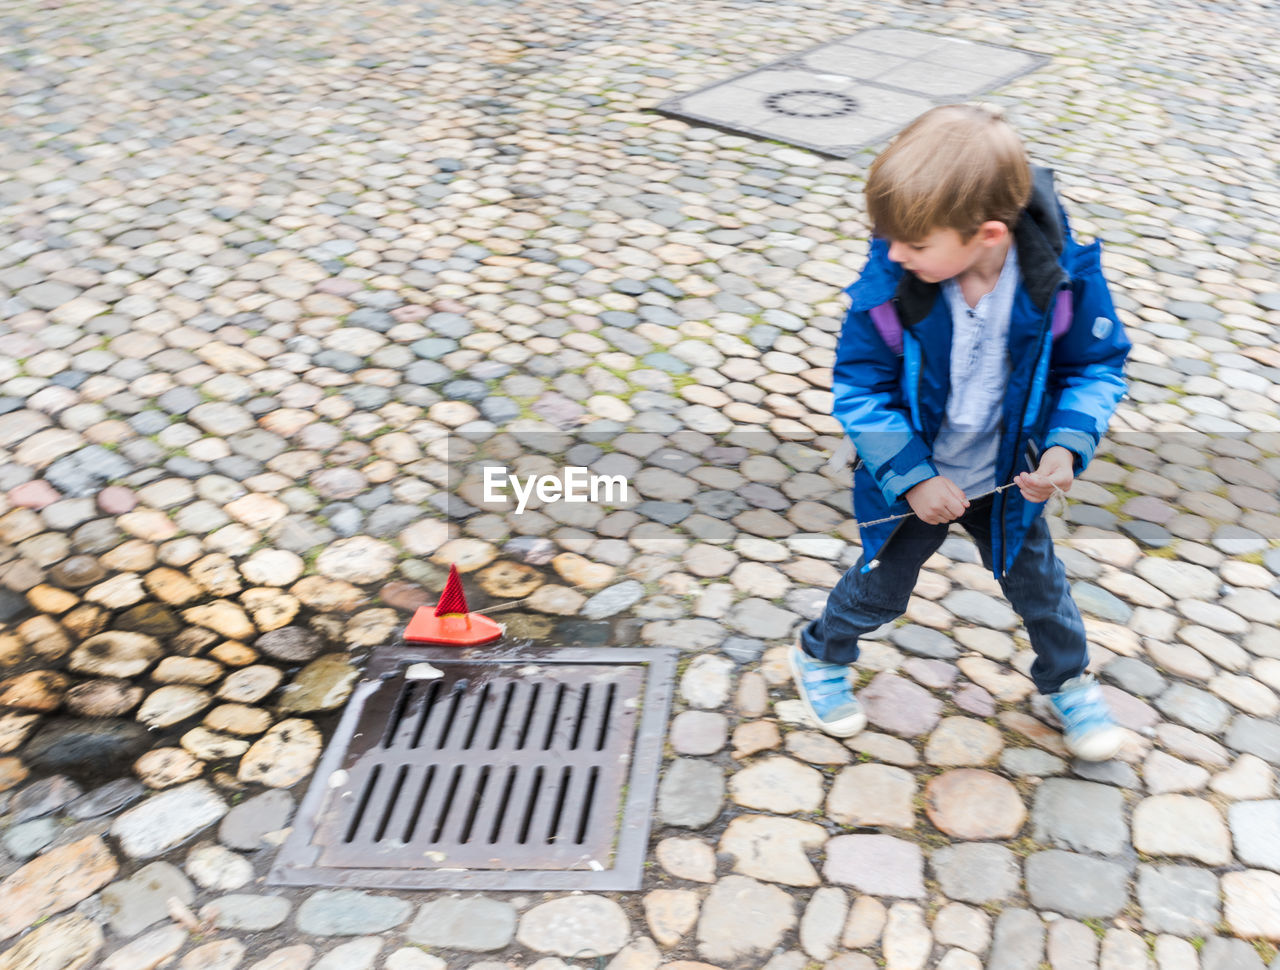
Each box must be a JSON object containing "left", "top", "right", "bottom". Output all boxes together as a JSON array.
[{"left": 2, "top": 1, "right": 1280, "bottom": 966}]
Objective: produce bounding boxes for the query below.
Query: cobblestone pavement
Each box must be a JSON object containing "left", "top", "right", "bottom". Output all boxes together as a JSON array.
[{"left": 2, "top": 0, "right": 1280, "bottom": 967}]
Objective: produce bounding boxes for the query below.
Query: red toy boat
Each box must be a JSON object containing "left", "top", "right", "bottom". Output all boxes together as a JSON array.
[{"left": 403, "top": 564, "right": 503, "bottom": 646}]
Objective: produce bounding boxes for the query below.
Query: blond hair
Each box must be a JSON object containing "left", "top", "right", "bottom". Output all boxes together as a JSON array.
[{"left": 865, "top": 103, "right": 1032, "bottom": 243}]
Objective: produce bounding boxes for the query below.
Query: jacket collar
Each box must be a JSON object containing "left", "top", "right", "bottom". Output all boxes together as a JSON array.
[{"left": 892, "top": 165, "right": 1068, "bottom": 327}]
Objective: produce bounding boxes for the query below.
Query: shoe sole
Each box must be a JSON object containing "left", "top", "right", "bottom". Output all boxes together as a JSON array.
[
  {"left": 788, "top": 643, "right": 867, "bottom": 739},
  {"left": 1065, "top": 725, "right": 1126, "bottom": 762}
]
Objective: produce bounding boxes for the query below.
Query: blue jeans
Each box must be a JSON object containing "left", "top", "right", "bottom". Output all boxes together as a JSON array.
[{"left": 799, "top": 495, "right": 1088, "bottom": 694}]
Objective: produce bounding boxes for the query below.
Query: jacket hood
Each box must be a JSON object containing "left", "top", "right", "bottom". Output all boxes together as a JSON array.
[{"left": 847, "top": 165, "right": 1069, "bottom": 325}]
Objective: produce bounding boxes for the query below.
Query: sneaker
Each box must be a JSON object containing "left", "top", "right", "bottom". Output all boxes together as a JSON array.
[
  {"left": 1048, "top": 674, "right": 1125, "bottom": 761},
  {"left": 789, "top": 642, "right": 866, "bottom": 738}
]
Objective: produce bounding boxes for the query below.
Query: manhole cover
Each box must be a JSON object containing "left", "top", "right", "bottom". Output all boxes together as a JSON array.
[
  {"left": 764, "top": 89, "right": 860, "bottom": 118},
  {"left": 657, "top": 28, "right": 1048, "bottom": 157},
  {"left": 269, "top": 645, "right": 676, "bottom": 890}
]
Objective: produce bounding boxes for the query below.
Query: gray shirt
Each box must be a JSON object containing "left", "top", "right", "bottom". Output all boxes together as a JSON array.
[{"left": 931, "top": 243, "right": 1019, "bottom": 497}]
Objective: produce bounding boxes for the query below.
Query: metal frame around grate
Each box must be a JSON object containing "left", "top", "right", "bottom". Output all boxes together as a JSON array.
[{"left": 268, "top": 645, "right": 677, "bottom": 891}]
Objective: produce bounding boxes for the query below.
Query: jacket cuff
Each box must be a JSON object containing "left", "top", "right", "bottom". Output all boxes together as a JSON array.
[
  {"left": 883, "top": 459, "right": 939, "bottom": 505},
  {"left": 1043, "top": 429, "right": 1095, "bottom": 472}
]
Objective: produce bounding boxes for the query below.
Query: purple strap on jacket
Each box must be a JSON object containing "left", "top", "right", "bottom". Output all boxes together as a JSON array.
[
  {"left": 1049, "top": 288, "right": 1072, "bottom": 340},
  {"left": 868, "top": 302, "right": 903, "bottom": 355},
  {"left": 869, "top": 288, "right": 1073, "bottom": 355}
]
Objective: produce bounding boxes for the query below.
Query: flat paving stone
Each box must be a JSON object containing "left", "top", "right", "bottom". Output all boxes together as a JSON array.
[
  {"left": 924, "top": 769, "right": 1026, "bottom": 840},
  {"left": 696, "top": 875, "right": 797, "bottom": 964},
  {"left": 1133, "top": 794, "right": 1232, "bottom": 865},
  {"left": 1137, "top": 863, "right": 1221, "bottom": 936},
  {"left": 1025, "top": 850, "right": 1129, "bottom": 919},
  {"left": 517, "top": 895, "right": 630, "bottom": 958},
  {"left": 295, "top": 889, "right": 412, "bottom": 936},
  {"left": 658, "top": 758, "right": 724, "bottom": 828},
  {"left": 1031, "top": 778, "right": 1129, "bottom": 855},
  {"left": 824, "top": 835, "right": 925, "bottom": 898},
  {"left": 719, "top": 815, "right": 827, "bottom": 886},
  {"left": 407, "top": 897, "right": 518, "bottom": 952},
  {"left": 930, "top": 842, "right": 1020, "bottom": 904}
]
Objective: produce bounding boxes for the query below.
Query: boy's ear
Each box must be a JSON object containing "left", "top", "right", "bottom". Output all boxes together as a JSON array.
[{"left": 977, "top": 220, "right": 1010, "bottom": 246}]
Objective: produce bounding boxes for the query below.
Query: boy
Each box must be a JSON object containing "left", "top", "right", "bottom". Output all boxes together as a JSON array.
[{"left": 792, "top": 104, "right": 1131, "bottom": 762}]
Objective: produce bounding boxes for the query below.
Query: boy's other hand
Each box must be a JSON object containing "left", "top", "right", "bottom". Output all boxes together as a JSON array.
[
  {"left": 906, "top": 476, "right": 969, "bottom": 524},
  {"left": 1015, "top": 445, "right": 1076, "bottom": 503}
]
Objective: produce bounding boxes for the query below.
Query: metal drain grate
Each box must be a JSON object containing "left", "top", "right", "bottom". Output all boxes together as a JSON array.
[{"left": 269, "top": 646, "right": 676, "bottom": 890}]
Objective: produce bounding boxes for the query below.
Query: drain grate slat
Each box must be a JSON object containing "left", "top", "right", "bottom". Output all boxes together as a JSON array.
[{"left": 271, "top": 646, "right": 676, "bottom": 890}]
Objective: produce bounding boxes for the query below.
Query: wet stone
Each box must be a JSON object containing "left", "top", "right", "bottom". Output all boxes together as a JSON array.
[
  {"left": 69, "top": 631, "right": 163, "bottom": 678},
  {"left": 68, "top": 778, "right": 145, "bottom": 820},
  {"left": 3, "top": 819, "right": 57, "bottom": 859},
  {"left": 10, "top": 774, "right": 82, "bottom": 822},
  {"left": 255, "top": 626, "right": 324, "bottom": 663},
  {"left": 110, "top": 781, "right": 228, "bottom": 860},
  {"left": 278, "top": 654, "right": 359, "bottom": 713},
  {"left": 134, "top": 747, "right": 203, "bottom": 789},
  {"left": 101, "top": 861, "right": 195, "bottom": 937},
  {"left": 219, "top": 789, "right": 294, "bottom": 850},
  {"left": 23, "top": 718, "right": 152, "bottom": 781},
  {"left": 0, "top": 914, "right": 103, "bottom": 970},
  {"left": 237, "top": 718, "right": 321, "bottom": 788},
  {"left": 185, "top": 844, "right": 253, "bottom": 891}
]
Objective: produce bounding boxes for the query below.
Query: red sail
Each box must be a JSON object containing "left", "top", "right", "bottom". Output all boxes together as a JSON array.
[{"left": 434, "top": 564, "right": 469, "bottom": 616}]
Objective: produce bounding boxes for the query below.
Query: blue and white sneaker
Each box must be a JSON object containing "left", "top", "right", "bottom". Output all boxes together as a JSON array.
[
  {"left": 1048, "top": 674, "right": 1125, "bottom": 762},
  {"left": 789, "top": 642, "right": 866, "bottom": 738}
]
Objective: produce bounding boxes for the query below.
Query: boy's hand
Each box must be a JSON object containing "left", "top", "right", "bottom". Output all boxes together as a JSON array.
[
  {"left": 1015, "top": 445, "right": 1076, "bottom": 503},
  {"left": 906, "top": 476, "right": 969, "bottom": 524}
]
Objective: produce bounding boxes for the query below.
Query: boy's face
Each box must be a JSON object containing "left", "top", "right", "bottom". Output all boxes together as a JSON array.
[{"left": 886, "top": 225, "right": 1001, "bottom": 284}]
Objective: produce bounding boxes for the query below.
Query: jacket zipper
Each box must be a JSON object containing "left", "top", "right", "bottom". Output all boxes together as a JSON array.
[{"left": 997, "top": 283, "right": 1066, "bottom": 577}]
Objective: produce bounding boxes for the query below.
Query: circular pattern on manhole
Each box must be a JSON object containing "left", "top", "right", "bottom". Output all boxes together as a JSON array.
[{"left": 763, "top": 89, "right": 860, "bottom": 118}]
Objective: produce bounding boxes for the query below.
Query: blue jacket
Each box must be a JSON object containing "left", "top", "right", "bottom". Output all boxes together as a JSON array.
[{"left": 833, "top": 167, "right": 1130, "bottom": 578}]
